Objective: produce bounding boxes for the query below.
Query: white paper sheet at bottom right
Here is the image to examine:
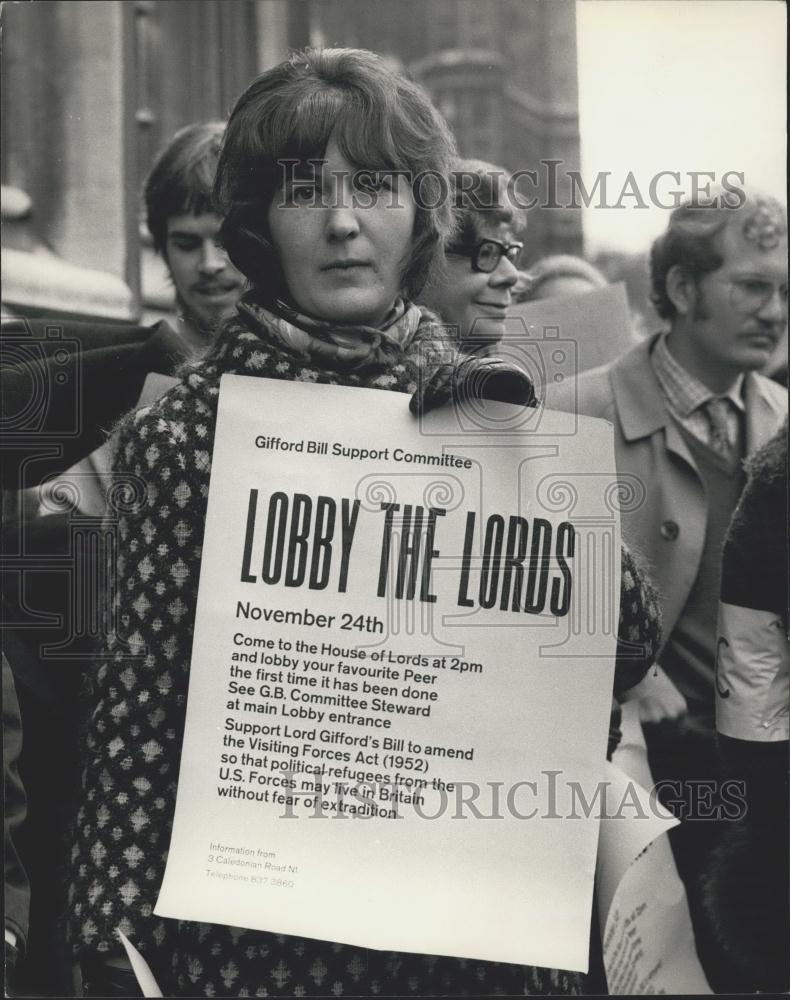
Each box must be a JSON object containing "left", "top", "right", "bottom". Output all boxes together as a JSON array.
[{"left": 596, "top": 702, "right": 712, "bottom": 994}]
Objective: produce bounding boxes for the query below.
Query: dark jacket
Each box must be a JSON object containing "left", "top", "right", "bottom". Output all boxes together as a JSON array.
[
  {"left": 1, "top": 317, "right": 184, "bottom": 993},
  {"left": 3, "top": 654, "right": 29, "bottom": 953},
  {"left": 1, "top": 318, "right": 186, "bottom": 490}
]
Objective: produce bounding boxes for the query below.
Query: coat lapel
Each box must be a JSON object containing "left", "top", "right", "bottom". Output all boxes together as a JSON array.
[
  {"left": 609, "top": 334, "right": 699, "bottom": 473},
  {"left": 743, "top": 374, "right": 786, "bottom": 456}
]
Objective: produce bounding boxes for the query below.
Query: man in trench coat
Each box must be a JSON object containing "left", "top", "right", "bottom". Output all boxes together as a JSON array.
[{"left": 548, "top": 190, "right": 787, "bottom": 983}]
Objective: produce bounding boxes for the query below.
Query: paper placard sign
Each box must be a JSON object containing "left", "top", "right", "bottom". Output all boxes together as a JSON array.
[
  {"left": 155, "top": 376, "right": 620, "bottom": 973},
  {"left": 508, "top": 282, "right": 636, "bottom": 387},
  {"left": 600, "top": 704, "right": 711, "bottom": 994}
]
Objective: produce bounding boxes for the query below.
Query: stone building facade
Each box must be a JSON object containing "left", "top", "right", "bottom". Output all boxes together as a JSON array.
[{"left": 1, "top": 0, "right": 581, "bottom": 322}]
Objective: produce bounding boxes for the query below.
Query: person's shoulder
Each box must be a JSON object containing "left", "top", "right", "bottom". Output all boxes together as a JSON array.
[
  {"left": 117, "top": 361, "right": 220, "bottom": 449},
  {"left": 414, "top": 305, "right": 453, "bottom": 345},
  {"left": 408, "top": 305, "right": 458, "bottom": 367},
  {"left": 745, "top": 418, "right": 787, "bottom": 486},
  {"left": 547, "top": 337, "right": 655, "bottom": 420},
  {"left": 1, "top": 315, "right": 155, "bottom": 351},
  {"left": 750, "top": 371, "right": 789, "bottom": 412},
  {"left": 546, "top": 359, "right": 616, "bottom": 417}
]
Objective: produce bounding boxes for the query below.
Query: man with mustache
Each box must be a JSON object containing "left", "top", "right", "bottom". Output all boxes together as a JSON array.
[
  {"left": 19, "top": 123, "right": 246, "bottom": 514},
  {"left": 146, "top": 122, "right": 245, "bottom": 356},
  {"left": 549, "top": 191, "right": 787, "bottom": 982}
]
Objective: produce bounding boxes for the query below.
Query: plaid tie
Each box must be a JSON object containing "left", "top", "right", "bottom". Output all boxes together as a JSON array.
[{"left": 705, "top": 396, "right": 735, "bottom": 459}]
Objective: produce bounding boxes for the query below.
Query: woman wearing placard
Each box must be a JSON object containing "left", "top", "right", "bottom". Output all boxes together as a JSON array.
[
  {"left": 70, "top": 51, "right": 659, "bottom": 996},
  {"left": 69, "top": 48, "right": 541, "bottom": 997}
]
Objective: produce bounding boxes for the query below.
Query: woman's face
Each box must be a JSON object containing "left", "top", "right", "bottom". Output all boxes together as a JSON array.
[
  {"left": 422, "top": 220, "right": 521, "bottom": 353},
  {"left": 267, "top": 138, "right": 416, "bottom": 326}
]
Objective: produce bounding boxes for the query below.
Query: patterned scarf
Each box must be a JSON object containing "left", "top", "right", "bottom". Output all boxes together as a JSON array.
[
  {"left": 238, "top": 290, "right": 424, "bottom": 374},
  {"left": 176, "top": 293, "right": 453, "bottom": 406}
]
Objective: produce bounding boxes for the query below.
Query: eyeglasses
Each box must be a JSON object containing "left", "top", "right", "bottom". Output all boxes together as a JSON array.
[
  {"left": 448, "top": 238, "right": 524, "bottom": 273},
  {"left": 715, "top": 276, "right": 789, "bottom": 316}
]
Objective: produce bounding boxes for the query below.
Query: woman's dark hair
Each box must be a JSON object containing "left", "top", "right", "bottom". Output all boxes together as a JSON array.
[
  {"left": 214, "top": 48, "right": 458, "bottom": 301},
  {"left": 144, "top": 122, "right": 226, "bottom": 255},
  {"left": 649, "top": 192, "right": 787, "bottom": 320},
  {"left": 448, "top": 158, "right": 528, "bottom": 247}
]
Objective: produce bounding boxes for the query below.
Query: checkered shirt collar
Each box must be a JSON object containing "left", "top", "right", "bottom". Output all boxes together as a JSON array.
[{"left": 651, "top": 333, "right": 745, "bottom": 418}]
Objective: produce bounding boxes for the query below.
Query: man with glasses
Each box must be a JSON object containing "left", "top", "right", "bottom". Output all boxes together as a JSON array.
[{"left": 549, "top": 191, "right": 787, "bottom": 983}]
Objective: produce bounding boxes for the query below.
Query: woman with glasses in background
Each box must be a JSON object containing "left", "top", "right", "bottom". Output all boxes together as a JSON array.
[{"left": 421, "top": 158, "right": 525, "bottom": 356}]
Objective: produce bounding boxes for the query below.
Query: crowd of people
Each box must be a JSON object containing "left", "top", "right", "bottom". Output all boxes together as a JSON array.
[{"left": 2, "top": 46, "right": 788, "bottom": 997}]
